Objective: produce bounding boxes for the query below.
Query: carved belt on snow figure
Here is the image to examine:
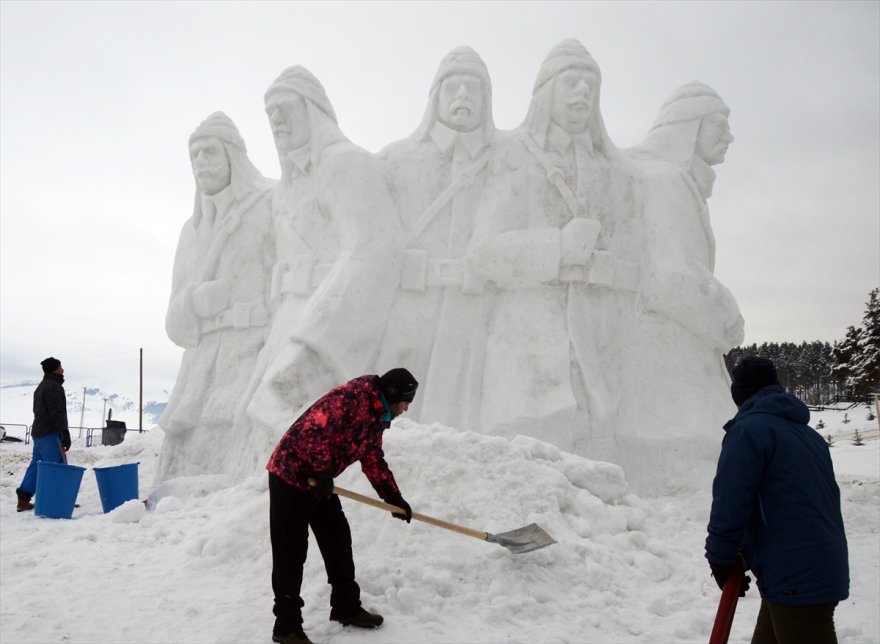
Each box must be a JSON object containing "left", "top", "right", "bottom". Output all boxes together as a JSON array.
[
  {"left": 559, "top": 251, "right": 640, "bottom": 292},
  {"left": 201, "top": 303, "right": 269, "bottom": 334},
  {"left": 399, "top": 249, "right": 483, "bottom": 294},
  {"left": 270, "top": 255, "right": 334, "bottom": 300}
]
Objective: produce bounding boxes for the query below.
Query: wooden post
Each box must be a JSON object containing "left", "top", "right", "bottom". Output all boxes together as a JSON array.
[
  {"left": 78, "top": 386, "right": 87, "bottom": 439},
  {"left": 139, "top": 347, "right": 143, "bottom": 432}
]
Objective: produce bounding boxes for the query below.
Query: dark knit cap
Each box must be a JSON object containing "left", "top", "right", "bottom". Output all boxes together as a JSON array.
[
  {"left": 730, "top": 356, "right": 779, "bottom": 406},
  {"left": 41, "top": 357, "right": 61, "bottom": 374},
  {"left": 379, "top": 368, "right": 418, "bottom": 404}
]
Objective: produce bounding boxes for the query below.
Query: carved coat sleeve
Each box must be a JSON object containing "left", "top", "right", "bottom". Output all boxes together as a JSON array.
[{"left": 291, "top": 147, "right": 404, "bottom": 376}]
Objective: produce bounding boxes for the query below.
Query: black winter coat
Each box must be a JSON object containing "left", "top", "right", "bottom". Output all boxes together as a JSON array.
[{"left": 31, "top": 374, "right": 71, "bottom": 449}]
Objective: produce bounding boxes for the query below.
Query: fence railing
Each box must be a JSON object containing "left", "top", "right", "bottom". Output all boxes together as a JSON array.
[
  {"left": 0, "top": 423, "right": 30, "bottom": 443},
  {"left": 0, "top": 423, "right": 147, "bottom": 447}
]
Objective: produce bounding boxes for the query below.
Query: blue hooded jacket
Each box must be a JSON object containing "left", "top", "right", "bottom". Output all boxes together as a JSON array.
[{"left": 705, "top": 384, "right": 849, "bottom": 605}]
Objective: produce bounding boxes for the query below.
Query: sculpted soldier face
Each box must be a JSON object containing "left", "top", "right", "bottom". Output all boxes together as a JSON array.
[
  {"left": 695, "top": 112, "right": 734, "bottom": 166},
  {"left": 437, "top": 73, "right": 484, "bottom": 132},
  {"left": 265, "top": 91, "right": 310, "bottom": 156},
  {"left": 551, "top": 68, "right": 597, "bottom": 134},
  {"left": 189, "top": 137, "right": 231, "bottom": 196}
]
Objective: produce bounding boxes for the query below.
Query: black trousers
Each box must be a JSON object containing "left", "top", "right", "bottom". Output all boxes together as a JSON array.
[
  {"left": 269, "top": 473, "right": 361, "bottom": 636},
  {"left": 751, "top": 599, "right": 839, "bottom": 644}
]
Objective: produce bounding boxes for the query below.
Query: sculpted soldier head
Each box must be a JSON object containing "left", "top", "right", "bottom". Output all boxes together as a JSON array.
[
  {"left": 523, "top": 39, "right": 616, "bottom": 157},
  {"left": 264, "top": 65, "right": 347, "bottom": 178},
  {"left": 413, "top": 46, "right": 494, "bottom": 143},
  {"left": 188, "top": 112, "right": 265, "bottom": 214},
  {"left": 650, "top": 82, "right": 733, "bottom": 167}
]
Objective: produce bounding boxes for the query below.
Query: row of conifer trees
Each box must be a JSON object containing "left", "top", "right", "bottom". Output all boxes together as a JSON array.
[{"left": 724, "top": 288, "right": 879, "bottom": 405}]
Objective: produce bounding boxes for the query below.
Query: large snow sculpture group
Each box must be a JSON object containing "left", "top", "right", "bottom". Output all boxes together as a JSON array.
[{"left": 157, "top": 39, "right": 744, "bottom": 493}]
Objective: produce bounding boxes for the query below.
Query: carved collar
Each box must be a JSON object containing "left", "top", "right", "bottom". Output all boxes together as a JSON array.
[
  {"left": 546, "top": 122, "right": 594, "bottom": 156},
  {"left": 430, "top": 122, "right": 486, "bottom": 160},
  {"left": 284, "top": 143, "right": 312, "bottom": 177},
  {"left": 200, "top": 184, "right": 234, "bottom": 225},
  {"left": 689, "top": 155, "right": 716, "bottom": 200}
]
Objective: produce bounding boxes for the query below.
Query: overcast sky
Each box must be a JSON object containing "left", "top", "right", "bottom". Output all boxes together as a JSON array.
[{"left": 1, "top": 0, "right": 878, "bottom": 399}]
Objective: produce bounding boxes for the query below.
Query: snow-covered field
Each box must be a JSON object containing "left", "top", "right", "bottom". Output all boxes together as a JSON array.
[{"left": 1, "top": 406, "right": 877, "bottom": 644}]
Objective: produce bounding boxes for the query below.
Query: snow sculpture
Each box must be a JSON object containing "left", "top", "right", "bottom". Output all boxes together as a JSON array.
[
  {"left": 468, "top": 40, "right": 641, "bottom": 460},
  {"left": 157, "top": 48, "right": 745, "bottom": 494},
  {"left": 372, "top": 46, "right": 495, "bottom": 430},
  {"left": 159, "top": 112, "right": 274, "bottom": 479},
  {"left": 618, "top": 82, "right": 745, "bottom": 492},
  {"left": 240, "top": 67, "right": 402, "bottom": 447}
]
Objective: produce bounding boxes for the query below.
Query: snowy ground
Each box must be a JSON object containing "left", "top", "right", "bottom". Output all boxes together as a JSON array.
[{"left": 1, "top": 406, "right": 877, "bottom": 644}]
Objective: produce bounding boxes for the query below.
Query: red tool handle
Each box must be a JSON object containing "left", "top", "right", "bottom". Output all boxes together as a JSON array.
[{"left": 709, "top": 554, "right": 747, "bottom": 644}]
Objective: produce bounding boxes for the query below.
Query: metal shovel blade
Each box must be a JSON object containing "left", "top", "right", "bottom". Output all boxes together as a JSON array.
[{"left": 485, "top": 523, "right": 557, "bottom": 554}]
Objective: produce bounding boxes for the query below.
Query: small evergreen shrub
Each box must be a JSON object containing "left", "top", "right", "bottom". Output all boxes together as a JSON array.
[{"left": 852, "top": 429, "right": 865, "bottom": 446}]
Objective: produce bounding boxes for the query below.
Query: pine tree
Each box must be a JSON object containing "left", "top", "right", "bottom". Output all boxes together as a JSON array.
[
  {"left": 826, "top": 433, "right": 835, "bottom": 447},
  {"left": 854, "top": 288, "right": 880, "bottom": 395},
  {"left": 852, "top": 429, "right": 864, "bottom": 446},
  {"left": 832, "top": 326, "right": 863, "bottom": 397}
]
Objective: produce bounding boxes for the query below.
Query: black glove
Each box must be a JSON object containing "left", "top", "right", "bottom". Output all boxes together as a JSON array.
[
  {"left": 310, "top": 469, "right": 334, "bottom": 497},
  {"left": 385, "top": 492, "right": 412, "bottom": 523},
  {"left": 710, "top": 562, "right": 751, "bottom": 596}
]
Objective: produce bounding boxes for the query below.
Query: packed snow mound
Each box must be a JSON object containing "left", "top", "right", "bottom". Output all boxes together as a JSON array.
[
  {"left": 2, "top": 414, "right": 879, "bottom": 644},
  {"left": 145, "top": 420, "right": 720, "bottom": 642}
]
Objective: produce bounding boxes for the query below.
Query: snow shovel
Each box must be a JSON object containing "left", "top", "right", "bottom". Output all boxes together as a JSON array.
[
  {"left": 324, "top": 483, "right": 556, "bottom": 554},
  {"left": 709, "top": 554, "right": 748, "bottom": 644}
]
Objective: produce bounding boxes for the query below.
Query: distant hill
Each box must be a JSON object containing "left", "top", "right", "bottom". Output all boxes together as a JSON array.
[{"left": 0, "top": 381, "right": 169, "bottom": 434}]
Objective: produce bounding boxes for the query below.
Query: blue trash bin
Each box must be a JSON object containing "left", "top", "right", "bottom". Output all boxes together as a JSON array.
[
  {"left": 93, "top": 462, "right": 139, "bottom": 513},
  {"left": 35, "top": 462, "right": 86, "bottom": 519}
]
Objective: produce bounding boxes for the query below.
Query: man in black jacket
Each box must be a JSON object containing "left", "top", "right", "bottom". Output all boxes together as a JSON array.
[{"left": 15, "top": 357, "right": 72, "bottom": 512}]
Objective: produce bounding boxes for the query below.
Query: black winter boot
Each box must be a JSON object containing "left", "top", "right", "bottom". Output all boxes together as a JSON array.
[
  {"left": 330, "top": 608, "right": 384, "bottom": 628},
  {"left": 16, "top": 489, "right": 34, "bottom": 512},
  {"left": 271, "top": 632, "right": 314, "bottom": 644}
]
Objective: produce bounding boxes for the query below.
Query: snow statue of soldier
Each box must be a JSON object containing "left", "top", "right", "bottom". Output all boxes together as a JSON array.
[
  {"left": 241, "top": 66, "right": 402, "bottom": 465},
  {"left": 373, "top": 46, "right": 496, "bottom": 431},
  {"left": 468, "top": 39, "right": 640, "bottom": 459},
  {"left": 618, "top": 82, "right": 745, "bottom": 493},
  {"left": 158, "top": 111, "right": 275, "bottom": 481}
]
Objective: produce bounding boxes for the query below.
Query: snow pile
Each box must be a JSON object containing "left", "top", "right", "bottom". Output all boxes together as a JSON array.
[{"left": 1, "top": 408, "right": 877, "bottom": 644}]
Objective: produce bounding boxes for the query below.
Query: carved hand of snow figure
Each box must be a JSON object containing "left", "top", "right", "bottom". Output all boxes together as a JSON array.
[
  {"left": 718, "top": 288, "right": 745, "bottom": 349},
  {"left": 192, "top": 279, "right": 230, "bottom": 319},
  {"left": 561, "top": 217, "right": 601, "bottom": 267},
  {"left": 247, "top": 340, "right": 340, "bottom": 431}
]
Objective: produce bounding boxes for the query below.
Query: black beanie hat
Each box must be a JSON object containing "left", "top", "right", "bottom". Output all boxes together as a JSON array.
[
  {"left": 730, "top": 356, "right": 779, "bottom": 406},
  {"left": 379, "top": 368, "right": 418, "bottom": 404},
  {"left": 41, "top": 357, "right": 61, "bottom": 374}
]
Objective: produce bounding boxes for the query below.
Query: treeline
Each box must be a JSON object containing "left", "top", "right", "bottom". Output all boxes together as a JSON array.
[{"left": 724, "top": 288, "right": 880, "bottom": 405}]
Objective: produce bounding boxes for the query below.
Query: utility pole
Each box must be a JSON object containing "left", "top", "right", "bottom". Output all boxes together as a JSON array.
[
  {"left": 78, "top": 386, "right": 87, "bottom": 439},
  {"left": 102, "top": 397, "right": 108, "bottom": 427},
  {"left": 139, "top": 347, "right": 143, "bottom": 432}
]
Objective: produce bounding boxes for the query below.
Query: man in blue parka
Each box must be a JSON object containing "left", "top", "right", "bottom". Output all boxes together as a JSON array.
[{"left": 705, "top": 356, "right": 848, "bottom": 644}]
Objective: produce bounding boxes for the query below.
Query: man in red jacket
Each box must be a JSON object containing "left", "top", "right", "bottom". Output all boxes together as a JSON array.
[{"left": 267, "top": 368, "right": 417, "bottom": 644}]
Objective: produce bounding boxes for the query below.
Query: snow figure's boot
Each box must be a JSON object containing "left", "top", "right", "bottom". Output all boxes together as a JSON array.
[{"left": 15, "top": 488, "right": 34, "bottom": 512}]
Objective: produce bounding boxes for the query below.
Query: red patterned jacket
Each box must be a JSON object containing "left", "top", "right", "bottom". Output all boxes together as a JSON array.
[{"left": 266, "top": 375, "right": 400, "bottom": 501}]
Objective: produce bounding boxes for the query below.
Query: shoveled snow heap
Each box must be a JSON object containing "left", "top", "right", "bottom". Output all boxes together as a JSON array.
[{"left": 1, "top": 413, "right": 878, "bottom": 644}]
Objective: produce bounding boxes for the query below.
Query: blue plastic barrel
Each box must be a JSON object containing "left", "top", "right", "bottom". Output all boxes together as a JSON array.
[
  {"left": 93, "top": 462, "right": 139, "bottom": 513},
  {"left": 35, "top": 462, "right": 86, "bottom": 519}
]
